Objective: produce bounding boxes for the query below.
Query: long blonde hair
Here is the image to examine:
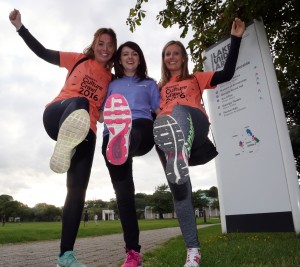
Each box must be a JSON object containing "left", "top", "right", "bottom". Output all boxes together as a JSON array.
[
  {"left": 83, "top": 28, "right": 117, "bottom": 71},
  {"left": 160, "top": 40, "right": 192, "bottom": 87}
]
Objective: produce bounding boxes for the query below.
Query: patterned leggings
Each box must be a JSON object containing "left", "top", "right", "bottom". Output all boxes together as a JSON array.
[{"left": 156, "top": 105, "right": 210, "bottom": 248}]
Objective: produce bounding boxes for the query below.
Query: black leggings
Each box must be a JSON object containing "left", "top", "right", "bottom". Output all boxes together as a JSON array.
[
  {"left": 43, "top": 97, "right": 96, "bottom": 254},
  {"left": 102, "top": 118, "right": 154, "bottom": 252}
]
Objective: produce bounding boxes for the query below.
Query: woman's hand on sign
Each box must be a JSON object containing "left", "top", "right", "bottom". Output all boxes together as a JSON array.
[{"left": 231, "top": 18, "right": 245, "bottom": 38}]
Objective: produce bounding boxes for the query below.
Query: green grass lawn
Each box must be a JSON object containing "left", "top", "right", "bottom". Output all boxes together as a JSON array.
[
  {"left": 0, "top": 217, "right": 215, "bottom": 244},
  {"left": 1, "top": 218, "right": 300, "bottom": 267},
  {"left": 142, "top": 224, "right": 300, "bottom": 267}
]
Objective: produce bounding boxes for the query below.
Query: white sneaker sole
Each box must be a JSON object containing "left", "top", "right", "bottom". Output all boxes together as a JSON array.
[
  {"left": 153, "top": 115, "right": 189, "bottom": 184},
  {"left": 50, "top": 109, "right": 90, "bottom": 173}
]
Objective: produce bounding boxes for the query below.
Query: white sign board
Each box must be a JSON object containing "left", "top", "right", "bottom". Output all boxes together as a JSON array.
[{"left": 203, "top": 19, "right": 300, "bottom": 233}]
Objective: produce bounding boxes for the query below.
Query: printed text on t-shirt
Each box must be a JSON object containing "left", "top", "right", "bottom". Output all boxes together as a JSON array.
[
  {"left": 165, "top": 84, "right": 187, "bottom": 104},
  {"left": 79, "top": 75, "right": 103, "bottom": 101}
]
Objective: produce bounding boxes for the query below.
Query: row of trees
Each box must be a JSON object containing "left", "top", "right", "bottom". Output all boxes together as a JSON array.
[
  {"left": 127, "top": 0, "right": 300, "bottom": 180},
  {"left": 0, "top": 194, "right": 61, "bottom": 222},
  {"left": 0, "top": 185, "right": 219, "bottom": 222}
]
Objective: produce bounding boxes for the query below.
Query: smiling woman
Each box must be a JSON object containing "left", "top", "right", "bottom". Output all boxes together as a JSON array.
[
  {"left": 2, "top": 2, "right": 220, "bottom": 263},
  {"left": 9, "top": 8, "right": 117, "bottom": 267},
  {"left": 101, "top": 41, "right": 160, "bottom": 267},
  {"left": 153, "top": 18, "right": 245, "bottom": 267}
]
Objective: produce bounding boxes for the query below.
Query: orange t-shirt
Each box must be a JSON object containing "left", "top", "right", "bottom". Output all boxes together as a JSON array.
[
  {"left": 48, "top": 52, "right": 112, "bottom": 134},
  {"left": 158, "top": 72, "right": 216, "bottom": 117}
]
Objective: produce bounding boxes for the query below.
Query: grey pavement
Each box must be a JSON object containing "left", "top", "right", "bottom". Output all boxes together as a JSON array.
[{"left": 0, "top": 225, "right": 212, "bottom": 267}]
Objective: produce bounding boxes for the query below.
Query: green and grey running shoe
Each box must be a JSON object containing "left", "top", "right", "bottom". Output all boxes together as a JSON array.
[
  {"left": 153, "top": 115, "right": 189, "bottom": 185},
  {"left": 57, "top": 251, "right": 87, "bottom": 267}
]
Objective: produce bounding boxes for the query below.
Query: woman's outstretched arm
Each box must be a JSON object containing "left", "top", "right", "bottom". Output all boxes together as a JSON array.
[{"left": 9, "top": 9, "right": 60, "bottom": 65}]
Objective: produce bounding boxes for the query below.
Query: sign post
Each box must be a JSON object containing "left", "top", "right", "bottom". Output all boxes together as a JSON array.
[{"left": 203, "top": 19, "right": 300, "bottom": 233}]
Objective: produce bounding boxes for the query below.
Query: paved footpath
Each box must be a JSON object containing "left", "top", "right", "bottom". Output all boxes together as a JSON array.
[{"left": 0, "top": 225, "right": 212, "bottom": 267}]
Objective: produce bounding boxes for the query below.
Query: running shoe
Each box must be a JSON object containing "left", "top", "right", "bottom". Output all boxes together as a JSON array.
[
  {"left": 184, "top": 248, "right": 201, "bottom": 267},
  {"left": 57, "top": 251, "right": 87, "bottom": 267},
  {"left": 153, "top": 115, "right": 189, "bottom": 184},
  {"left": 104, "top": 94, "right": 132, "bottom": 165},
  {"left": 121, "top": 250, "right": 142, "bottom": 267},
  {"left": 50, "top": 109, "right": 90, "bottom": 173}
]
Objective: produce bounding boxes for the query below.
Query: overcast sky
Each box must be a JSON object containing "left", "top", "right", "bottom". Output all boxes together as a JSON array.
[{"left": 0, "top": 0, "right": 218, "bottom": 208}]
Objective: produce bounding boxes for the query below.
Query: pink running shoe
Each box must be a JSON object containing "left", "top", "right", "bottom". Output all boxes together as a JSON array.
[
  {"left": 121, "top": 250, "right": 142, "bottom": 267},
  {"left": 104, "top": 94, "right": 132, "bottom": 165}
]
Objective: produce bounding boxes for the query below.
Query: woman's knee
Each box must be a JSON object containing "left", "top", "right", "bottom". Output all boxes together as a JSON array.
[
  {"left": 70, "top": 97, "right": 90, "bottom": 112},
  {"left": 170, "top": 182, "right": 189, "bottom": 201},
  {"left": 113, "top": 179, "right": 135, "bottom": 200}
]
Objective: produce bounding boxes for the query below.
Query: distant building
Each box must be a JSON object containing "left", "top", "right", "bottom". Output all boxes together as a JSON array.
[{"left": 102, "top": 210, "right": 115, "bottom": 221}]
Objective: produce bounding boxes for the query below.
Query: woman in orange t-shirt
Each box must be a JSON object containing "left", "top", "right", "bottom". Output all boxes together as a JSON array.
[
  {"left": 154, "top": 18, "right": 245, "bottom": 267},
  {"left": 9, "top": 9, "right": 117, "bottom": 267}
]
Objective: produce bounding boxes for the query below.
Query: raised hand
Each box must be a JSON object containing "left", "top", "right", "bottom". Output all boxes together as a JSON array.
[
  {"left": 9, "top": 9, "right": 22, "bottom": 30},
  {"left": 231, "top": 18, "right": 245, "bottom": 38}
]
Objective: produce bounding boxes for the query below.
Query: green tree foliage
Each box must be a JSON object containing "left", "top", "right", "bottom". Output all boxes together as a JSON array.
[
  {"left": 207, "top": 186, "right": 218, "bottom": 198},
  {"left": 33, "top": 203, "right": 61, "bottom": 221},
  {"left": 192, "top": 190, "right": 209, "bottom": 209},
  {"left": 192, "top": 187, "right": 220, "bottom": 212},
  {"left": 0, "top": 194, "right": 13, "bottom": 205},
  {"left": 127, "top": 0, "right": 300, "bottom": 179},
  {"left": 150, "top": 184, "right": 173, "bottom": 219},
  {"left": 135, "top": 193, "right": 152, "bottom": 219},
  {"left": 211, "top": 199, "right": 220, "bottom": 211},
  {"left": 85, "top": 199, "right": 108, "bottom": 209},
  {"left": 108, "top": 198, "right": 118, "bottom": 214},
  {"left": 1, "top": 199, "right": 33, "bottom": 221},
  {"left": 83, "top": 198, "right": 117, "bottom": 220},
  {"left": 0, "top": 185, "right": 219, "bottom": 222},
  {"left": 135, "top": 193, "right": 149, "bottom": 210}
]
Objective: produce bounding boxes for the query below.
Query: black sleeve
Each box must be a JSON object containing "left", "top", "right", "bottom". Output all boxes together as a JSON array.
[
  {"left": 17, "top": 25, "right": 60, "bottom": 66},
  {"left": 210, "top": 35, "right": 242, "bottom": 86}
]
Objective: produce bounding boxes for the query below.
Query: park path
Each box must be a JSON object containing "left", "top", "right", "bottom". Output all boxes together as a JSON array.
[{"left": 0, "top": 225, "right": 212, "bottom": 267}]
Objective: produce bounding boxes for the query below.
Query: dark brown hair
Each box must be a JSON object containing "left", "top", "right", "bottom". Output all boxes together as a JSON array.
[{"left": 114, "top": 41, "right": 152, "bottom": 81}]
